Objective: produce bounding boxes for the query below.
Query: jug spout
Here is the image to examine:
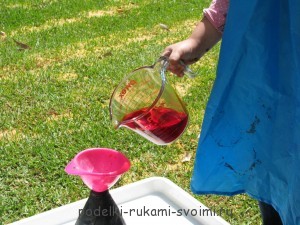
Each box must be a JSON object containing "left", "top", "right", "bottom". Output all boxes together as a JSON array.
[{"left": 111, "top": 117, "right": 122, "bottom": 129}]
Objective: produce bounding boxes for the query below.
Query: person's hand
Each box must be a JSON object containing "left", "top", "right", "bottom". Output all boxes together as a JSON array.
[
  {"left": 161, "top": 38, "right": 201, "bottom": 77},
  {"left": 161, "top": 17, "right": 222, "bottom": 77}
]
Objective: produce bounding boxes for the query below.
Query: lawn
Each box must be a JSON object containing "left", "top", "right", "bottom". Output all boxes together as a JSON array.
[{"left": 0, "top": 0, "right": 260, "bottom": 224}]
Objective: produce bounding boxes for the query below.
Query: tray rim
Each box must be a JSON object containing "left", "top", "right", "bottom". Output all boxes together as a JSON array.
[{"left": 8, "top": 177, "right": 230, "bottom": 225}]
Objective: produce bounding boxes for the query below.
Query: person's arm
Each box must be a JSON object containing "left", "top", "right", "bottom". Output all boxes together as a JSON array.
[{"left": 162, "top": 0, "right": 228, "bottom": 77}]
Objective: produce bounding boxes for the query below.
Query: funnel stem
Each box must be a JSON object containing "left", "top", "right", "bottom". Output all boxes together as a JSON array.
[{"left": 76, "top": 190, "right": 126, "bottom": 225}]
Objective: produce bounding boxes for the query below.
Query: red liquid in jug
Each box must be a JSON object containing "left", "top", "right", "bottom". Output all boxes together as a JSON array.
[{"left": 122, "top": 107, "right": 188, "bottom": 144}]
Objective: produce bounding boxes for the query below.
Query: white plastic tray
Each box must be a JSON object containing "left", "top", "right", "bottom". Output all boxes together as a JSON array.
[{"left": 9, "top": 177, "right": 230, "bottom": 225}]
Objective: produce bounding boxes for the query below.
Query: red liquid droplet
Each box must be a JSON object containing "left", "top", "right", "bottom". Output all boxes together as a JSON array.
[{"left": 121, "top": 107, "right": 188, "bottom": 144}]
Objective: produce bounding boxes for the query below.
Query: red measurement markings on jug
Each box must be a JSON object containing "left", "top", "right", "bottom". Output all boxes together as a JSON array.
[
  {"left": 119, "top": 80, "right": 137, "bottom": 99},
  {"left": 121, "top": 107, "right": 188, "bottom": 144}
]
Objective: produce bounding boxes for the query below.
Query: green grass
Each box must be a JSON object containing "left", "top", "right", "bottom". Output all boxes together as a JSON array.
[{"left": 1, "top": 1, "right": 260, "bottom": 224}]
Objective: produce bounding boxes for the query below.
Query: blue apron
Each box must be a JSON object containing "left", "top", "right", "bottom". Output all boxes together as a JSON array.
[{"left": 191, "top": 0, "right": 300, "bottom": 224}]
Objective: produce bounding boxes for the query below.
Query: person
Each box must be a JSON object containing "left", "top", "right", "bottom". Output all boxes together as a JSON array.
[{"left": 162, "top": 0, "right": 300, "bottom": 224}]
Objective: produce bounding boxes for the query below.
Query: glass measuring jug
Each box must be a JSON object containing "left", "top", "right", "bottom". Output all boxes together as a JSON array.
[{"left": 109, "top": 56, "right": 193, "bottom": 145}]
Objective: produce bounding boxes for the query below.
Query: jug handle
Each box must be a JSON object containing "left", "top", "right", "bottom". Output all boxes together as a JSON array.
[{"left": 158, "top": 56, "right": 197, "bottom": 78}]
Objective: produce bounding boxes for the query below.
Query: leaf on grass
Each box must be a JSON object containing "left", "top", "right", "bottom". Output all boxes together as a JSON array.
[
  {"left": 159, "top": 23, "right": 170, "bottom": 31},
  {"left": 13, "top": 38, "right": 31, "bottom": 50},
  {"left": 0, "top": 31, "right": 7, "bottom": 41},
  {"left": 47, "top": 109, "right": 59, "bottom": 116},
  {"left": 103, "top": 51, "right": 112, "bottom": 57},
  {"left": 181, "top": 152, "right": 192, "bottom": 163},
  {"left": 116, "top": 8, "right": 124, "bottom": 13},
  {"left": 99, "top": 51, "right": 113, "bottom": 59}
]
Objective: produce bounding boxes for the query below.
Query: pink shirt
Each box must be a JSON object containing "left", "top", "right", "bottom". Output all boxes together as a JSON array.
[{"left": 203, "top": 0, "right": 229, "bottom": 33}]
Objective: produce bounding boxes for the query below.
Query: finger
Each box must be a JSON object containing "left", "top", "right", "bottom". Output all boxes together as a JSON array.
[
  {"left": 168, "top": 62, "right": 185, "bottom": 77},
  {"left": 161, "top": 47, "right": 172, "bottom": 58},
  {"left": 168, "top": 50, "right": 181, "bottom": 64}
]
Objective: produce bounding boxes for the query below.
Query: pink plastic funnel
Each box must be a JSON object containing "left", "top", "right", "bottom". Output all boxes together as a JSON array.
[{"left": 65, "top": 148, "right": 130, "bottom": 192}]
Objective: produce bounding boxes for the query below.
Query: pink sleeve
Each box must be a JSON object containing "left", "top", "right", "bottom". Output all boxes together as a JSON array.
[{"left": 203, "top": 0, "right": 229, "bottom": 33}]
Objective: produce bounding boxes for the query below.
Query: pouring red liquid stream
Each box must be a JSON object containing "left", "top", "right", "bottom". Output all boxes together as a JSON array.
[{"left": 121, "top": 107, "right": 188, "bottom": 144}]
